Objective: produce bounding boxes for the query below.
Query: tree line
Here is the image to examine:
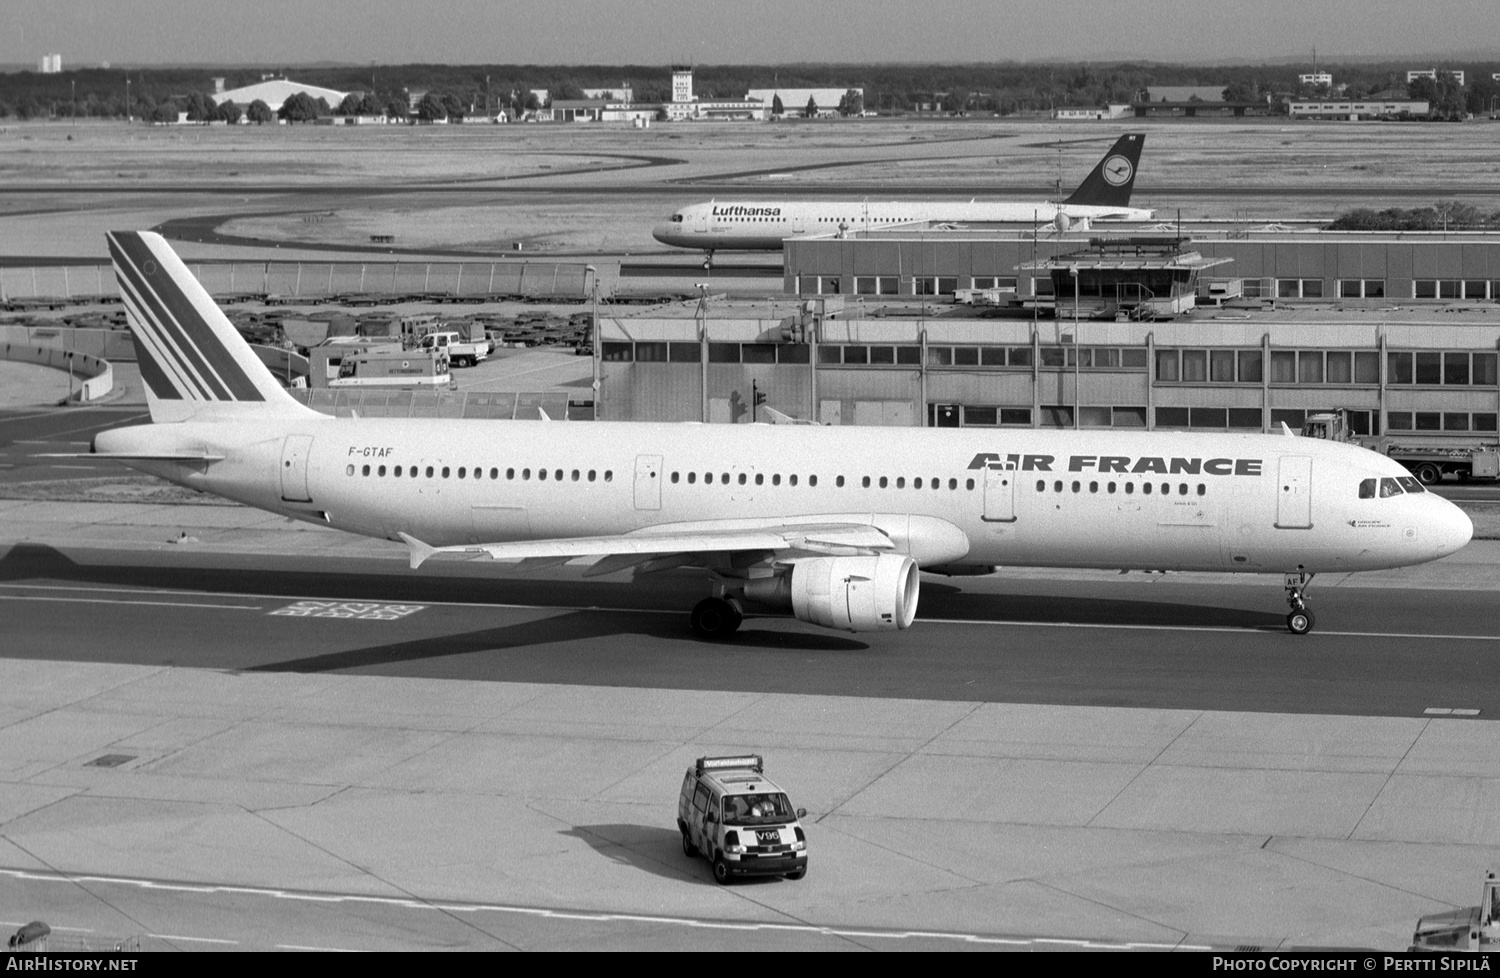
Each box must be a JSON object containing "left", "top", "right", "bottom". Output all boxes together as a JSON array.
[{"left": 0, "top": 61, "right": 1494, "bottom": 121}]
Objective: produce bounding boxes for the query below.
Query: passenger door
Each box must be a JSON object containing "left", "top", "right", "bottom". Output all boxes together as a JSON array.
[
  {"left": 1275, "top": 456, "right": 1313, "bottom": 529},
  {"left": 279, "top": 435, "right": 314, "bottom": 503},
  {"left": 634, "top": 454, "right": 662, "bottom": 511},
  {"left": 981, "top": 463, "right": 1016, "bottom": 523}
]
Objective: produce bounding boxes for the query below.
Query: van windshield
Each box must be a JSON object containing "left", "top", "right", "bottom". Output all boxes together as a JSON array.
[{"left": 722, "top": 792, "right": 793, "bottom": 825}]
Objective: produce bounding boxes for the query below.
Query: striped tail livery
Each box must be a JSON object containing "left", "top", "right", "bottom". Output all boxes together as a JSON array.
[{"left": 107, "top": 230, "right": 319, "bottom": 423}]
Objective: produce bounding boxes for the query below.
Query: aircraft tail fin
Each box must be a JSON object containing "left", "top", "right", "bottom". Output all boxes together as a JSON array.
[
  {"left": 106, "top": 230, "right": 321, "bottom": 425},
  {"left": 1061, "top": 133, "right": 1145, "bottom": 208}
]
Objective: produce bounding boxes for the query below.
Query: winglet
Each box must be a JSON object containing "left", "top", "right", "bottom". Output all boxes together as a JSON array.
[
  {"left": 397, "top": 531, "right": 438, "bottom": 570},
  {"left": 1280, "top": 422, "right": 1296, "bottom": 437}
]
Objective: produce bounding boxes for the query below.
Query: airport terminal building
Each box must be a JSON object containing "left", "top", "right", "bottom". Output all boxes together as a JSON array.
[
  {"left": 595, "top": 304, "right": 1499, "bottom": 440},
  {"left": 596, "top": 225, "right": 1500, "bottom": 441}
]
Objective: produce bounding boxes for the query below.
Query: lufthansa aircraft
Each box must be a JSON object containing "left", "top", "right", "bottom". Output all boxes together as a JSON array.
[
  {"left": 652, "top": 133, "right": 1154, "bottom": 264},
  {"left": 86, "top": 232, "right": 1470, "bottom": 638}
]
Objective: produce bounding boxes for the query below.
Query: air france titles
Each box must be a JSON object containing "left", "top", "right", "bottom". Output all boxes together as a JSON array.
[
  {"left": 711, "top": 206, "right": 782, "bottom": 217},
  {"left": 968, "top": 453, "right": 1263, "bottom": 477}
]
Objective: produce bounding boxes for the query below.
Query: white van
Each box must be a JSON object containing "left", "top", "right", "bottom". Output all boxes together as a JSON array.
[{"left": 677, "top": 755, "right": 808, "bottom": 884}]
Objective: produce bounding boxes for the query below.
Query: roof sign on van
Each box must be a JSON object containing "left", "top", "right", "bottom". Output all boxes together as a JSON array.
[{"left": 697, "top": 755, "right": 763, "bottom": 776}]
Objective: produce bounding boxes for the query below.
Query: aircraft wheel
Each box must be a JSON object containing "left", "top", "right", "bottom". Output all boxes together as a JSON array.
[
  {"left": 1286, "top": 610, "right": 1315, "bottom": 635},
  {"left": 690, "top": 598, "right": 742, "bottom": 639}
]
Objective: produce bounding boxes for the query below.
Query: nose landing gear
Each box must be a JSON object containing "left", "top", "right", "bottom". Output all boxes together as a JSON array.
[{"left": 1284, "top": 570, "right": 1316, "bottom": 635}]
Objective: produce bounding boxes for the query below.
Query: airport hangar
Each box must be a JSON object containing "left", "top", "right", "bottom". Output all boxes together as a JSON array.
[{"left": 593, "top": 225, "right": 1500, "bottom": 443}]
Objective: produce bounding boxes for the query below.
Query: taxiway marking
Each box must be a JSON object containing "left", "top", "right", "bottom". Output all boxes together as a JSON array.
[
  {"left": 0, "top": 868, "right": 1209, "bottom": 951},
  {"left": 2, "top": 584, "right": 1496, "bottom": 641},
  {"left": 0, "top": 594, "right": 261, "bottom": 610}
]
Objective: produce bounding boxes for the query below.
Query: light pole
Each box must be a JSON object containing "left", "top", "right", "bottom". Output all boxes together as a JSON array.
[
  {"left": 1071, "top": 265, "right": 1080, "bottom": 430},
  {"left": 125, "top": 77, "right": 130, "bottom": 122},
  {"left": 70, "top": 80, "right": 75, "bottom": 124},
  {"left": 696, "top": 283, "right": 710, "bottom": 422},
  {"left": 586, "top": 265, "right": 599, "bottom": 419}
]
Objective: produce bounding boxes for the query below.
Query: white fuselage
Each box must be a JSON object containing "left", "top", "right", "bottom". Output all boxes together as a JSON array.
[
  {"left": 97, "top": 419, "right": 1472, "bottom": 577},
  {"left": 652, "top": 200, "right": 1156, "bottom": 252}
]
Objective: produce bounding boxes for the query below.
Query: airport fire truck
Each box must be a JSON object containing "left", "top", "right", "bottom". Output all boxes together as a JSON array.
[{"left": 1302, "top": 411, "right": 1500, "bottom": 484}]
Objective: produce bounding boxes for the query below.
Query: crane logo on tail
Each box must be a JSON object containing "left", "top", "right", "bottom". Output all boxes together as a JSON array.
[{"left": 1102, "top": 156, "right": 1134, "bottom": 187}]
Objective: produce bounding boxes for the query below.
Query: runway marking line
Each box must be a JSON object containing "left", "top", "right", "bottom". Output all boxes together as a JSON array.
[
  {"left": 0, "top": 867, "right": 1208, "bottom": 951},
  {"left": 0, "top": 593, "right": 261, "bottom": 611},
  {"left": 2, "top": 583, "right": 1496, "bottom": 641}
]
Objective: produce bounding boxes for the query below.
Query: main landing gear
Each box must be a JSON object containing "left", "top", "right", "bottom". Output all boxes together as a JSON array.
[
  {"left": 1284, "top": 570, "right": 1316, "bottom": 635},
  {"left": 690, "top": 596, "right": 743, "bottom": 639},
  {"left": 701, "top": 251, "right": 715, "bottom": 270}
]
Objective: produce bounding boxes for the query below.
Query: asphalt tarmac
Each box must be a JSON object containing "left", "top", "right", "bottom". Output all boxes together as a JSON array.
[
  {"left": 0, "top": 542, "right": 1497, "bottom": 718},
  {"left": 4, "top": 385, "right": 1500, "bottom": 951}
]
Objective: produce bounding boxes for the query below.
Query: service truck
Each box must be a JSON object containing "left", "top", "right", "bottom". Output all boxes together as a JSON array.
[
  {"left": 1302, "top": 410, "right": 1500, "bottom": 484},
  {"left": 418, "top": 329, "right": 490, "bottom": 367},
  {"left": 1410, "top": 872, "right": 1500, "bottom": 951}
]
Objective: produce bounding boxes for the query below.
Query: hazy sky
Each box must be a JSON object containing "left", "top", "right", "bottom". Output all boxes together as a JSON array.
[{"left": 6, "top": 0, "right": 1497, "bottom": 67}]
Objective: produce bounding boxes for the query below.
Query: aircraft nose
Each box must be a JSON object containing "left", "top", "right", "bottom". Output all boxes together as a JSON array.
[{"left": 1434, "top": 497, "right": 1474, "bottom": 556}]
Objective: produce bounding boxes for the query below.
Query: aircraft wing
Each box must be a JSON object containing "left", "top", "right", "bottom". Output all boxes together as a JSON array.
[{"left": 397, "top": 521, "right": 895, "bottom": 571}]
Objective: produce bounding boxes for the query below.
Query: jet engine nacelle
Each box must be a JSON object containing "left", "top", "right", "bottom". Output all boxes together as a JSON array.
[{"left": 788, "top": 554, "right": 919, "bottom": 632}]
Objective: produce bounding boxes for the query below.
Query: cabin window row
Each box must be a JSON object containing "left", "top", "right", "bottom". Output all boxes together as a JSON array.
[
  {"left": 669, "top": 470, "right": 977, "bottom": 491},
  {"left": 1037, "top": 479, "right": 1208, "bottom": 497},
  {"left": 346, "top": 464, "right": 615, "bottom": 482}
]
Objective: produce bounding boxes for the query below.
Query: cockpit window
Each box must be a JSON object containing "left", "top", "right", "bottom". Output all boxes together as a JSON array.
[
  {"left": 1359, "top": 478, "right": 1376, "bottom": 499},
  {"left": 671, "top": 214, "right": 684, "bottom": 223},
  {"left": 1379, "top": 477, "right": 1404, "bottom": 498},
  {"left": 1396, "top": 476, "right": 1425, "bottom": 494}
]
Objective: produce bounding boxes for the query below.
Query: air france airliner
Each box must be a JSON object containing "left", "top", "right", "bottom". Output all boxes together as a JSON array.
[
  {"left": 84, "top": 232, "right": 1471, "bottom": 638},
  {"left": 652, "top": 133, "right": 1154, "bottom": 264}
]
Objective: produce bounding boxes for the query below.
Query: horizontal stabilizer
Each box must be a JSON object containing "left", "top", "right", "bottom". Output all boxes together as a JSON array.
[{"left": 35, "top": 451, "right": 227, "bottom": 462}]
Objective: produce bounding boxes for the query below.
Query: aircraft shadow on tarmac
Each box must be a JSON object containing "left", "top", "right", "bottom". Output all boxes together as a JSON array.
[
  {"left": 245, "top": 610, "right": 869, "bottom": 676},
  {"left": 0, "top": 545, "right": 1290, "bottom": 674},
  {"left": 559, "top": 825, "right": 725, "bottom": 887},
  {"left": 917, "top": 579, "right": 1287, "bottom": 631}
]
